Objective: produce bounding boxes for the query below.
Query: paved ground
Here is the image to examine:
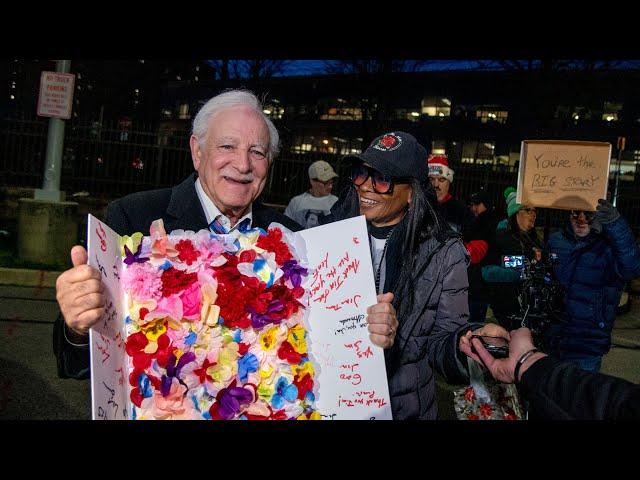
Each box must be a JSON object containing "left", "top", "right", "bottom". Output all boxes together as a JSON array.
[{"left": 1, "top": 282, "right": 638, "bottom": 420}]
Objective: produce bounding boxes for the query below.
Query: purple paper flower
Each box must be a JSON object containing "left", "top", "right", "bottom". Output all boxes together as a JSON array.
[
  {"left": 124, "top": 243, "right": 150, "bottom": 265},
  {"left": 282, "top": 260, "right": 307, "bottom": 288},
  {"left": 216, "top": 385, "right": 254, "bottom": 420},
  {"left": 247, "top": 300, "right": 285, "bottom": 329}
]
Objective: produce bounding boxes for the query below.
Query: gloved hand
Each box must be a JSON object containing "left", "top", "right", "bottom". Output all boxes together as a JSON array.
[{"left": 591, "top": 198, "right": 620, "bottom": 234}]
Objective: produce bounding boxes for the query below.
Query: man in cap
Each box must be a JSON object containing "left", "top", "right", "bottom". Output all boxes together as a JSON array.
[
  {"left": 284, "top": 160, "right": 339, "bottom": 228},
  {"left": 428, "top": 154, "right": 473, "bottom": 234}
]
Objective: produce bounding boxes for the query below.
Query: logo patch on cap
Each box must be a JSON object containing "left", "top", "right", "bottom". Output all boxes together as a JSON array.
[{"left": 373, "top": 133, "right": 402, "bottom": 152}]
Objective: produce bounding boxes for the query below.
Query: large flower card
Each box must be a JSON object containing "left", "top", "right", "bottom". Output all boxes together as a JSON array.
[{"left": 87, "top": 214, "right": 391, "bottom": 420}]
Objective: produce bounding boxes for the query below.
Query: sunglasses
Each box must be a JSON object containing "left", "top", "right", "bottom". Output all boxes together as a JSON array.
[
  {"left": 350, "top": 164, "right": 411, "bottom": 194},
  {"left": 570, "top": 210, "right": 595, "bottom": 220}
]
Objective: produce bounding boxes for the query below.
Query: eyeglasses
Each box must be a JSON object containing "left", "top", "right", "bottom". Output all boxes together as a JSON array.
[
  {"left": 350, "top": 164, "right": 410, "bottom": 194},
  {"left": 570, "top": 210, "right": 595, "bottom": 220}
]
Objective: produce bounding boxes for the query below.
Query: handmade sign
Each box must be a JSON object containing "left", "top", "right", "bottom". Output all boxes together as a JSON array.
[
  {"left": 516, "top": 140, "right": 611, "bottom": 211},
  {"left": 88, "top": 214, "right": 391, "bottom": 420}
]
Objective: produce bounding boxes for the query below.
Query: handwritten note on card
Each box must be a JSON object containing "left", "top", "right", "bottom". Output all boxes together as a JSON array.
[
  {"left": 516, "top": 140, "right": 611, "bottom": 211},
  {"left": 87, "top": 214, "right": 128, "bottom": 420},
  {"left": 297, "top": 216, "right": 393, "bottom": 420}
]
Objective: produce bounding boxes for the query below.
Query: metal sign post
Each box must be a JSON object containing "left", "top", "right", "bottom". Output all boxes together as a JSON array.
[{"left": 35, "top": 60, "right": 73, "bottom": 202}]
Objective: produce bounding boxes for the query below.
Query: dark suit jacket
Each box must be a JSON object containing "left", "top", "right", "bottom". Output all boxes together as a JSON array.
[{"left": 53, "top": 173, "right": 301, "bottom": 379}]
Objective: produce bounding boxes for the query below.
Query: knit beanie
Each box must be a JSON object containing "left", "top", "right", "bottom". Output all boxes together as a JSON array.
[
  {"left": 504, "top": 186, "right": 523, "bottom": 218},
  {"left": 428, "top": 154, "right": 454, "bottom": 183}
]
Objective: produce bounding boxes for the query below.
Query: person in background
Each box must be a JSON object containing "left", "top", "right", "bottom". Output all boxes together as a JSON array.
[
  {"left": 428, "top": 154, "right": 473, "bottom": 233},
  {"left": 284, "top": 160, "right": 338, "bottom": 228},
  {"left": 481, "top": 187, "right": 543, "bottom": 330},
  {"left": 544, "top": 199, "right": 640, "bottom": 372},
  {"left": 463, "top": 190, "right": 499, "bottom": 322},
  {"left": 461, "top": 327, "right": 640, "bottom": 420}
]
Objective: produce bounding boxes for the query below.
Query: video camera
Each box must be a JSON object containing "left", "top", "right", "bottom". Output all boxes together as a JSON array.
[{"left": 503, "top": 252, "right": 565, "bottom": 346}]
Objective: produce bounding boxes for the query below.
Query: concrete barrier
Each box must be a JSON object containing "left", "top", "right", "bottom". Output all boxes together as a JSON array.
[{"left": 17, "top": 198, "right": 78, "bottom": 269}]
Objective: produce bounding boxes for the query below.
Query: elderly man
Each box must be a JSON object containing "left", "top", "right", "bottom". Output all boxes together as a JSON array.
[
  {"left": 284, "top": 160, "right": 338, "bottom": 228},
  {"left": 54, "top": 90, "right": 398, "bottom": 380},
  {"left": 544, "top": 199, "right": 640, "bottom": 372}
]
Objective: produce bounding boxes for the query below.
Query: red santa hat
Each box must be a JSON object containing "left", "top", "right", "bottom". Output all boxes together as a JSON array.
[{"left": 428, "top": 154, "right": 454, "bottom": 183}]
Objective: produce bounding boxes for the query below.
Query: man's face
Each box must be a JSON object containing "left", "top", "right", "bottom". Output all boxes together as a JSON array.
[
  {"left": 357, "top": 164, "right": 412, "bottom": 227},
  {"left": 190, "top": 105, "right": 270, "bottom": 218},
  {"left": 470, "top": 202, "right": 487, "bottom": 217},
  {"left": 429, "top": 176, "right": 450, "bottom": 202},
  {"left": 570, "top": 211, "right": 592, "bottom": 237},
  {"left": 310, "top": 177, "right": 334, "bottom": 197}
]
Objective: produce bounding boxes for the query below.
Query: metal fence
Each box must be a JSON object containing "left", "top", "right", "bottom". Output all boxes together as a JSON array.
[{"left": 2, "top": 116, "right": 639, "bottom": 235}]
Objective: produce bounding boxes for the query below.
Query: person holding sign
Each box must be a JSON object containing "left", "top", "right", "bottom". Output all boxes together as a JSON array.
[
  {"left": 327, "top": 131, "right": 508, "bottom": 419},
  {"left": 543, "top": 199, "right": 640, "bottom": 372},
  {"left": 481, "top": 187, "right": 544, "bottom": 330}
]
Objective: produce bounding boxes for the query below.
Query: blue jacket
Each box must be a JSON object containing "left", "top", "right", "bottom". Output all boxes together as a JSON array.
[{"left": 546, "top": 216, "right": 640, "bottom": 357}]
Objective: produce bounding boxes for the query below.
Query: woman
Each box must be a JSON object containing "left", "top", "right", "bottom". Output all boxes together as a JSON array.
[
  {"left": 482, "top": 187, "right": 544, "bottom": 330},
  {"left": 328, "top": 131, "right": 504, "bottom": 420}
]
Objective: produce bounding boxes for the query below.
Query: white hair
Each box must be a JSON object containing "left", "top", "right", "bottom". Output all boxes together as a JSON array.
[{"left": 191, "top": 89, "right": 280, "bottom": 160}]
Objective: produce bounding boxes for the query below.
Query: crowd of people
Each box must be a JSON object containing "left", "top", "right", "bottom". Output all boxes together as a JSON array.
[{"left": 53, "top": 88, "right": 640, "bottom": 420}]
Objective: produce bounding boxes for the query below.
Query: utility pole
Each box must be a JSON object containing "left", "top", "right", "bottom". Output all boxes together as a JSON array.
[
  {"left": 613, "top": 136, "right": 625, "bottom": 207},
  {"left": 35, "top": 59, "right": 71, "bottom": 202}
]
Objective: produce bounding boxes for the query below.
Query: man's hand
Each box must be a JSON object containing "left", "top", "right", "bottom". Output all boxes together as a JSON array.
[
  {"left": 459, "top": 322, "right": 510, "bottom": 364},
  {"left": 591, "top": 198, "right": 620, "bottom": 234},
  {"left": 461, "top": 328, "right": 547, "bottom": 383},
  {"left": 56, "top": 245, "right": 106, "bottom": 340},
  {"left": 366, "top": 292, "right": 398, "bottom": 349}
]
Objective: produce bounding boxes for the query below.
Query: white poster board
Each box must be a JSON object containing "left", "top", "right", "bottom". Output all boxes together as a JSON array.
[
  {"left": 87, "top": 214, "right": 392, "bottom": 420},
  {"left": 36, "top": 71, "right": 75, "bottom": 119},
  {"left": 295, "top": 216, "right": 392, "bottom": 420},
  {"left": 516, "top": 140, "right": 611, "bottom": 211},
  {"left": 87, "top": 215, "right": 128, "bottom": 420}
]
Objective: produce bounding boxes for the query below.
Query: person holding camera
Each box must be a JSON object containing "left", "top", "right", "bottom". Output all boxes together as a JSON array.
[
  {"left": 461, "top": 327, "right": 640, "bottom": 420},
  {"left": 543, "top": 199, "right": 640, "bottom": 372},
  {"left": 481, "top": 187, "right": 544, "bottom": 330}
]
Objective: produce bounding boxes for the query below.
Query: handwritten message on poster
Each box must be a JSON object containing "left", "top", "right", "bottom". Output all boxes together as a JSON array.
[
  {"left": 87, "top": 214, "right": 128, "bottom": 420},
  {"left": 295, "top": 216, "right": 392, "bottom": 420},
  {"left": 516, "top": 140, "right": 611, "bottom": 211}
]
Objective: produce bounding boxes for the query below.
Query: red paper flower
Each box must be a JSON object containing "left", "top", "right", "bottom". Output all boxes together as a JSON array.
[
  {"left": 294, "top": 373, "right": 314, "bottom": 400},
  {"left": 193, "top": 358, "right": 216, "bottom": 384},
  {"left": 467, "top": 413, "right": 480, "bottom": 421},
  {"left": 175, "top": 239, "right": 199, "bottom": 266},
  {"left": 161, "top": 268, "right": 197, "bottom": 297},
  {"left": 256, "top": 228, "right": 293, "bottom": 265},
  {"left": 239, "top": 249, "right": 257, "bottom": 263},
  {"left": 479, "top": 403, "right": 493, "bottom": 418},
  {"left": 278, "top": 341, "right": 303, "bottom": 364},
  {"left": 463, "top": 386, "right": 475, "bottom": 402}
]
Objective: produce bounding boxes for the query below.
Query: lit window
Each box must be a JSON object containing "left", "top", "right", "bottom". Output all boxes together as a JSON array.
[
  {"left": 194, "top": 76, "right": 198, "bottom": 82},
  {"left": 421, "top": 97, "right": 451, "bottom": 117},
  {"left": 602, "top": 101, "right": 622, "bottom": 122},
  {"left": 476, "top": 108, "right": 508, "bottom": 124},
  {"left": 10, "top": 95, "right": 15, "bottom": 100},
  {"left": 179, "top": 103, "right": 190, "bottom": 119}
]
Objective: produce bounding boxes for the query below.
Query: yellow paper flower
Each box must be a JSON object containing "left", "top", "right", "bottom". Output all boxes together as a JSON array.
[
  {"left": 119, "top": 232, "right": 143, "bottom": 257},
  {"left": 260, "top": 326, "right": 280, "bottom": 351},
  {"left": 287, "top": 325, "right": 308, "bottom": 354},
  {"left": 141, "top": 318, "right": 167, "bottom": 342},
  {"left": 292, "top": 361, "right": 315, "bottom": 381}
]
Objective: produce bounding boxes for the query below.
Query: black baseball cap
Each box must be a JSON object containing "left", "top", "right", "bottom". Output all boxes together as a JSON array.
[{"left": 343, "top": 131, "right": 428, "bottom": 180}]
